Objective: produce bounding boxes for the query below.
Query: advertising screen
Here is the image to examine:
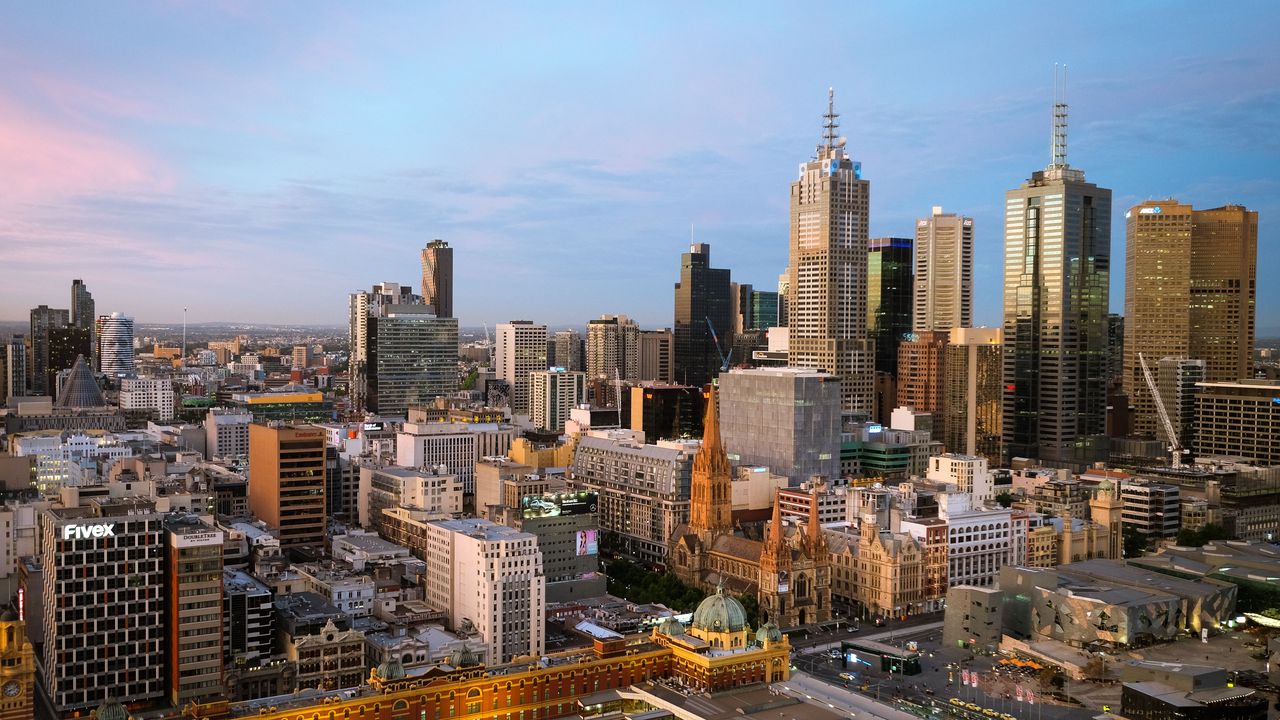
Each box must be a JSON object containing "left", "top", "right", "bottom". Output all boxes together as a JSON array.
[
  {"left": 521, "top": 492, "right": 599, "bottom": 519},
  {"left": 575, "top": 529, "right": 598, "bottom": 556}
]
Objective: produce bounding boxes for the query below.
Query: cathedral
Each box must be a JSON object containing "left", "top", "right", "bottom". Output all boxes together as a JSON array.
[{"left": 670, "top": 386, "right": 833, "bottom": 628}]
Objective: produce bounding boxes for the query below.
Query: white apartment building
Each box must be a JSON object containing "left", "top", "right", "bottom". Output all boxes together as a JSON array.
[
  {"left": 119, "top": 378, "right": 176, "bottom": 421},
  {"left": 205, "top": 409, "right": 252, "bottom": 459},
  {"left": 495, "top": 321, "right": 548, "bottom": 417},
  {"left": 423, "top": 518, "right": 545, "bottom": 664},
  {"left": 778, "top": 482, "right": 849, "bottom": 525},
  {"left": 396, "top": 422, "right": 478, "bottom": 494},
  {"left": 529, "top": 369, "right": 587, "bottom": 433},
  {"left": 295, "top": 563, "right": 376, "bottom": 618},
  {"left": 358, "top": 463, "right": 463, "bottom": 528},
  {"left": 937, "top": 491, "right": 1012, "bottom": 588},
  {"left": 926, "top": 454, "right": 995, "bottom": 505},
  {"left": 11, "top": 429, "right": 136, "bottom": 493}
]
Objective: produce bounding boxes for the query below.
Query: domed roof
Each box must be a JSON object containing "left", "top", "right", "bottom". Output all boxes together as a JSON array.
[
  {"left": 93, "top": 698, "right": 129, "bottom": 720},
  {"left": 656, "top": 616, "right": 685, "bottom": 636},
  {"left": 56, "top": 356, "right": 106, "bottom": 408},
  {"left": 691, "top": 585, "right": 747, "bottom": 633},
  {"left": 755, "top": 621, "right": 782, "bottom": 644},
  {"left": 1096, "top": 477, "right": 1114, "bottom": 492},
  {"left": 376, "top": 657, "right": 406, "bottom": 680},
  {"left": 448, "top": 643, "right": 482, "bottom": 668}
]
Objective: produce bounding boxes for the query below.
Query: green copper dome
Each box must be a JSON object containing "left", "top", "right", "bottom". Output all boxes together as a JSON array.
[
  {"left": 691, "top": 585, "right": 747, "bottom": 633},
  {"left": 376, "top": 656, "right": 406, "bottom": 680},
  {"left": 656, "top": 616, "right": 685, "bottom": 636},
  {"left": 448, "top": 644, "right": 482, "bottom": 668},
  {"left": 94, "top": 698, "right": 129, "bottom": 720},
  {"left": 755, "top": 621, "right": 782, "bottom": 644}
]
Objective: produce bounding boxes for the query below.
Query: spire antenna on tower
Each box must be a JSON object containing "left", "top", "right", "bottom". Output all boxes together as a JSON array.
[
  {"left": 822, "top": 87, "right": 840, "bottom": 151},
  {"left": 1051, "top": 63, "right": 1069, "bottom": 168}
]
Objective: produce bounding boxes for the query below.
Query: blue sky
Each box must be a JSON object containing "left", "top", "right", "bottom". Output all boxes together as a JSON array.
[{"left": 0, "top": 2, "right": 1277, "bottom": 331}]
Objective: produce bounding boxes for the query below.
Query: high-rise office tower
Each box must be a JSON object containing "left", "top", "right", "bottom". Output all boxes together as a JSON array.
[
  {"left": 1123, "top": 200, "right": 1258, "bottom": 437},
  {"left": 552, "top": 330, "right": 584, "bottom": 372},
  {"left": 943, "top": 327, "right": 1003, "bottom": 465},
  {"left": 586, "top": 314, "right": 640, "bottom": 385},
  {"left": 896, "top": 330, "right": 949, "bottom": 416},
  {"left": 777, "top": 269, "right": 790, "bottom": 327},
  {"left": 529, "top": 368, "right": 587, "bottom": 432},
  {"left": 914, "top": 207, "right": 973, "bottom": 332},
  {"left": 1002, "top": 91, "right": 1111, "bottom": 467},
  {"left": 71, "top": 279, "right": 94, "bottom": 366},
  {"left": 46, "top": 325, "right": 91, "bottom": 395},
  {"left": 349, "top": 281, "right": 424, "bottom": 412},
  {"left": 164, "top": 517, "right": 225, "bottom": 707},
  {"left": 638, "top": 328, "right": 674, "bottom": 382},
  {"left": 97, "top": 311, "right": 136, "bottom": 378},
  {"left": 366, "top": 307, "right": 459, "bottom": 416},
  {"left": 787, "top": 90, "right": 873, "bottom": 414},
  {"left": 750, "top": 291, "right": 780, "bottom": 331},
  {"left": 28, "top": 305, "right": 69, "bottom": 395},
  {"left": 420, "top": 239, "right": 453, "bottom": 318},
  {"left": 249, "top": 423, "right": 327, "bottom": 549},
  {"left": 867, "top": 237, "right": 913, "bottom": 377},
  {"left": 730, "top": 282, "right": 753, "bottom": 336},
  {"left": 718, "top": 367, "right": 842, "bottom": 484},
  {"left": 3, "top": 336, "right": 27, "bottom": 402},
  {"left": 1157, "top": 357, "right": 1204, "bottom": 451},
  {"left": 39, "top": 501, "right": 168, "bottom": 714},
  {"left": 673, "top": 243, "right": 731, "bottom": 388},
  {"left": 495, "top": 321, "right": 548, "bottom": 416}
]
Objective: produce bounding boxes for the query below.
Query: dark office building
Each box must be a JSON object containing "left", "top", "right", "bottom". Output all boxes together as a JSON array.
[
  {"left": 629, "top": 383, "right": 704, "bottom": 441},
  {"left": 673, "top": 243, "right": 731, "bottom": 388},
  {"left": 29, "top": 305, "right": 69, "bottom": 396},
  {"left": 750, "top": 291, "right": 779, "bottom": 331},
  {"left": 46, "top": 325, "right": 92, "bottom": 397},
  {"left": 867, "top": 238, "right": 913, "bottom": 377}
]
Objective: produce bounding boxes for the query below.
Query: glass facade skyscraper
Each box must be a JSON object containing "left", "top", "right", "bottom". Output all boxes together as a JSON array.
[
  {"left": 1002, "top": 103, "right": 1111, "bottom": 468},
  {"left": 867, "top": 237, "right": 913, "bottom": 377},
  {"left": 673, "top": 243, "right": 730, "bottom": 388}
]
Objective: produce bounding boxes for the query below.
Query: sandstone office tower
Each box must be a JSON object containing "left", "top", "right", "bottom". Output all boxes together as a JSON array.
[
  {"left": 1123, "top": 201, "right": 1257, "bottom": 438},
  {"left": 1003, "top": 98, "right": 1111, "bottom": 468},
  {"left": 788, "top": 90, "right": 873, "bottom": 414}
]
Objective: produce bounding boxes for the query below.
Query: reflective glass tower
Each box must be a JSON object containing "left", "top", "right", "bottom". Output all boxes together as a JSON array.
[
  {"left": 1002, "top": 91, "right": 1111, "bottom": 467},
  {"left": 867, "top": 237, "right": 913, "bottom": 377},
  {"left": 673, "top": 243, "right": 731, "bottom": 388}
]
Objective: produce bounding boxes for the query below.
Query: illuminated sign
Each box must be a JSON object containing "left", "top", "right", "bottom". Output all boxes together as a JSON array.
[
  {"left": 362, "top": 422, "right": 386, "bottom": 432},
  {"left": 1139, "top": 206, "right": 1162, "bottom": 214},
  {"left": 867, "top": 424, "right": 883, "bottom": 434},
  {"left": 521, "top": 492, "right": 598, "bottom": 519},
  {"left": 575, "top": 529, "right": 598, "bottom": 556},
  {"left": 62, "top": 523, "right": 116, "bottom": 540},
  {"left": 852, "top": 161, "right": 862, "bottom": 179},
  {"left": 828, "top": 159, "right": 840, "bottom": 176}
]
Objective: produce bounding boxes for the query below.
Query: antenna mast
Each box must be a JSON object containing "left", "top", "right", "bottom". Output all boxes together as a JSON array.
[
  {"left": 1051, "top": 64, "right": 1069, "bottom": 168},
  {"left": 822, "top": 87, "right": 840, "bottom": 151}
]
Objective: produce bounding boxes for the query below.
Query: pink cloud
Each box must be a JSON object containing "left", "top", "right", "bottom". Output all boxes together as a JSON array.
[{"left": 0, "top": 96, "right": 170, "bottom": 202}]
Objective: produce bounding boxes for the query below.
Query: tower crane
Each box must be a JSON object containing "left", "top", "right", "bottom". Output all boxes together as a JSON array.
[
  {"left": 1138, "top": 352, "right": 1185, "bottom": 469},
  {"left": 705, "top": 317, "right": 732, "bottom": 373}
]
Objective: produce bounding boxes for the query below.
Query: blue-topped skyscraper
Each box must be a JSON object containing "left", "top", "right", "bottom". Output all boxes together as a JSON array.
[
  {"left": 787, "top": 89, "right": 873, "bottom": 415},
  {"left": 1002, "top": 84, "right": 1111, "bottom": 468}
]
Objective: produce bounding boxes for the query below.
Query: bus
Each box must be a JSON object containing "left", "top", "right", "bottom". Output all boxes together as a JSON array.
[{"left": 839, "top": 639, "right": 922, "bottom": 675}]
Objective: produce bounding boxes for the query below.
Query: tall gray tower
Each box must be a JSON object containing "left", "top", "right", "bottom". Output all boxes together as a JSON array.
[{"left": 1002, "top": 75, "right": 1111, "bottom": 468}]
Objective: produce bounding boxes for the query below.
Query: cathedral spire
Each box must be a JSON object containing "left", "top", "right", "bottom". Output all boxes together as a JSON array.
[{"left": 688, "top": 384, "right": 733, "bottom": 536}]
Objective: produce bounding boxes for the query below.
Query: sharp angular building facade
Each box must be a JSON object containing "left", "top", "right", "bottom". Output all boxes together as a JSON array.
[
  {"left": 787, "top": 90, "right": 873, "bottom": 415},
  {"left": 673, "top": 243, "right": 731, "bottom": 388},
  {"left": 867, "top": 237, "right": 913, "bottom": 378},
  {"left": 1002, "top": 99, "right": 1111, "bottom": 468}
]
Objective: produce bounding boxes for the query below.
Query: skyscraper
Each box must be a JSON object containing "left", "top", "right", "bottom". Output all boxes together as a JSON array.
[
  {"left": 867, "top": 237, "right": 913, "bottom": 377},
  {"left": 673, "top": 243, "right": 731, "bottom": 388},
  {"left": 420, "top": 239, "right": 453, "bottom": 318},
  {"left": 249, "top": 423, "right": 327, "bottom": 549},
  {"left": 97, "top": 311, "right": 136, "bottom": 378},
  {"left": 529, "top": 369, "right": 587, "bottom": 433},
  {"left": 71, "top": 279, "right": 94, "bottom": 366},
  {"left": 349, "top": 281, "right": 421, "bottom": 412},
  {"left": 366, "top": 307, "right": 459, "bottom": 416},
  {"left": 586, "top": 314, "right": 640, "bottom": 385},
  {"left": 914, "top": 207, "right": 973, "bottom": 332},
  {"left": 1123, "top": 200, "right": 1257, "bottom": 437},
  {"left": 2, "top": 336, "right": 26, "bottom": 401},
  {"left": 1002, "top": 90, "right": 1111, "bottom": 468},
  {"left": 495, "top": 320, "right": 548, "bottom": 416},
  {"left": 638, "top": 328, "right": 673, "bottom": 382},
  {"left": 552, "top": 329, "right": 584, "bottom": 372},
  {"left": 28, "top": 305, "right": 69, "bottom": 395},
  {"left": 46, "top": 325, "right": 91, "bottom": 395},
  {"left": 943, "top": 327, "right": 1003, "bottom": 465},
  {"left": 896, "top": 330, "right": 949, "bottom": 417},
  {"left": 750, "top": 291, "right": 779, "bottom": 331},
  {"left": 787, "top": 90, "right": 873, "bottom": 414}
]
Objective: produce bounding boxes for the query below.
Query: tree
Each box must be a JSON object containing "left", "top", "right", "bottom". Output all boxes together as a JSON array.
[
  {"left": 1176, "top": 523, "right": 1230, "bottom": 547},
  {"left": 1122, "top": 525, "right": 1149, "bottom": 558},
  {"left": 995, "top": 492, "right": 1015, "bottom": 508},
  {"left": 738, "top": 593, "right": 760, "bottom": 628}
]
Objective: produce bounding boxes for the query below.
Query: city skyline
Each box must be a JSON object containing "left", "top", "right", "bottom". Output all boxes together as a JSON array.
[{"left": 0, "top": 3, "right": 1277, "bottom": 330}]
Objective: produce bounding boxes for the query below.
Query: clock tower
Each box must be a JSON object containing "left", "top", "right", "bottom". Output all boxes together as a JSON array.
[{"left": 0, "top": 610, "right": 34, "bottom": 720}]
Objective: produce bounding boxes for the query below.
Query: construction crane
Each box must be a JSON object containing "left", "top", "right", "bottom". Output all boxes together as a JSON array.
[
  {"left": 1138, "top": 352, "right": 1185, "bottom": 469},
  {"left": 705, "top": 317, "right": 732, "bottom": 373}
]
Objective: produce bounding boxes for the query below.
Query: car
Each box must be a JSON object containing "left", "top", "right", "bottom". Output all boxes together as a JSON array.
[
  {"left": 982, "top": 709, "right": 1000, "bottom": 718},
  {"left": 965, "top": 703, "right": 982, "bottom": 712},
  {"left": 949, "top": 698, "right": 965, "bottom": 707},
  {"left": 828, "top": 649, "right": 843, "bottom": 659},
  {"left": 839, "top": 672, "right": 855, "bottom": 681},
  {"left": 1001, "top": 714, "right": 1017, "bottom": 720},
  {"left": 848, "top": 625, "right": 860, "bottom": 633}
]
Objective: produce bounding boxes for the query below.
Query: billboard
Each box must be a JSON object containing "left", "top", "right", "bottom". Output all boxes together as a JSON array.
[
  {"left": 521, "top": 491, "right": 598, "bottom": 519},
  {"left": 575, "top": 529, "right": 598, "bottom": 556}
]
